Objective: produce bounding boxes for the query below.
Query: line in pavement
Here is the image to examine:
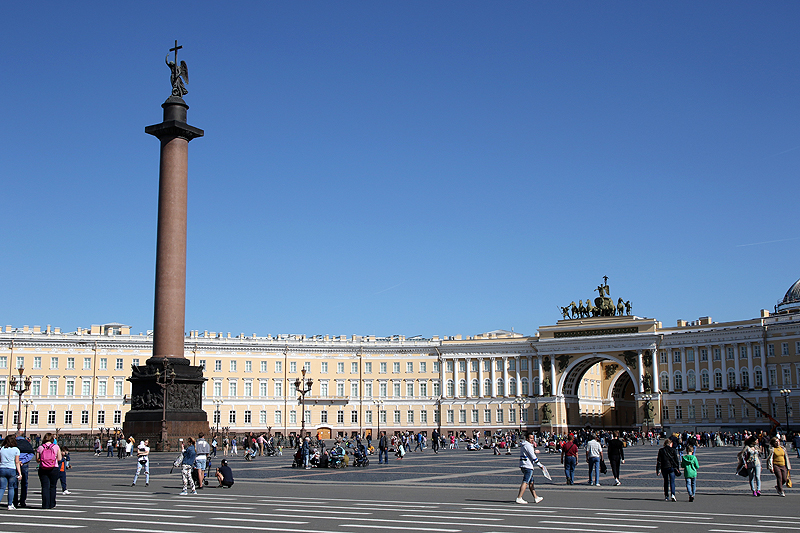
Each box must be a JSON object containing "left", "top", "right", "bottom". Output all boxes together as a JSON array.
[
  {"left": 539, "top": 520, "right": 657, "bottom": 529},
  {"left": 337, "top": 525, "right": 459, "bottom": 532}
]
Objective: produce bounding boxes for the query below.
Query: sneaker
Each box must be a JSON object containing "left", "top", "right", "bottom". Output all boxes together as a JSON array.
[
  {"left": 7, "top": 505, "right": 15, "bottom": 511},
  {"left": 131, "top": 483, "right": 136, "bottom": 487},
  {"left": 756, "top": 490, "right": 761, "bottom": 496},
  {"left": 595, "top": 483, "right": 601, "bottom": 486},
  {"left": 665, "top": 497, "right": 670, "bottom": 501},
  {"left": 614, "top": 480, "right": 621, "bottom": 486},
  {"left": 689, "top": 496, "right": 694, "bottom": 502},
  {"left": 191, "top": 491, "right": 197, "bottom": 495},
  {"left": 145, "top": 483, "right": 149, "bottom": 487},
  {"left": 670, "top": 494, "right": 677, "bottom": 502},
  {"left": 753, "top": 491, "right": 757, "bottom": 497},
  {"left": 533, "top": 496, "right": 544, "bottom": 504},
  {"left": 62, "top": 490, "right": 71, "bottom": 495},
  {"left": 781, "top": 492, "right": 786, "bottom": 497},
  {"left": 179, "top": 491, "right": 188, "bottom": 496},
  {"left": 515, "top": 497, "right": 527, "bottom": 504}
]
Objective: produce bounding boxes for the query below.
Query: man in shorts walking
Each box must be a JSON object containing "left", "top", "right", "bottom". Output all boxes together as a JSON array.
[{"left": 516, "top": 432, "right": 545, "bottom": 504}]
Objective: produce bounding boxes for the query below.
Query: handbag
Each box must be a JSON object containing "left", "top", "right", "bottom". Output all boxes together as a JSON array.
[
  {"left": 787, "top": 471, "right": 793, "bottom": 488},
  {"left": 599, "top": 459, "right": 608, "bottom": 474}
]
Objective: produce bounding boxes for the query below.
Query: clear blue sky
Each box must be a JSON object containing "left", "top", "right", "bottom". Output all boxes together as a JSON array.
[{"left": 2, "top": 2, "right": 798, "bottom": 337}]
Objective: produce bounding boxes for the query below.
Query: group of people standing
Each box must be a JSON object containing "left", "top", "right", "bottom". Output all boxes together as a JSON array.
[
  {"left": 739, "top": 434, "right": 792, "bottom": 497},
  {"left": 0, "top": 431, "right": 68, "bottom": 510}
]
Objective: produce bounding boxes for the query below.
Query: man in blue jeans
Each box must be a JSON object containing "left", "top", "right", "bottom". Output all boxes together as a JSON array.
[
  {"left": 585, "top": 434, "right": 603, "bottom": 486},
  {"left": 13, "top": 432, "right": 34, "bottom": 508},
  {"left": 378, "top": 431, "right": 389, "bottom": 464}
]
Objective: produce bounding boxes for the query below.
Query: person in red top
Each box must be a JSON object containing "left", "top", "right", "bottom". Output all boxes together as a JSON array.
[{"left": 560, "top": 434, "right": 579, "bottom": 485}]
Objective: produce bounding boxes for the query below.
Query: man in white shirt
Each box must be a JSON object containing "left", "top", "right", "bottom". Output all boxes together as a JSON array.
[
  {"left": 516, "top": 432, "right": 545, "bottom": 504},
  {"left": 195, "top": 433, "right": 211, "bottom": 489},
  {"left": 132, "top": 439, "right": 150, "bottom": 487},
  {"left": 585, "top": 434, "right": 603, "bottom": 486}
]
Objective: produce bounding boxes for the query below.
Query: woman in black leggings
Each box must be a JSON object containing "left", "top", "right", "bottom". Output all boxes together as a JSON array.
[{"left": 607, "top": 431, "right": 625, "bottom": 485}]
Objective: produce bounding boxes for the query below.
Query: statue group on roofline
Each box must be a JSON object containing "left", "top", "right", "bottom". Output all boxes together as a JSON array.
[{"left": 559, "top": 276, "right": 632, "bottom": 319}]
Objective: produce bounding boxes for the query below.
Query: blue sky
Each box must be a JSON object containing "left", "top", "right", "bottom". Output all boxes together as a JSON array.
[{"left": 2, "top": 2, "right": 798, "bottom": 337}]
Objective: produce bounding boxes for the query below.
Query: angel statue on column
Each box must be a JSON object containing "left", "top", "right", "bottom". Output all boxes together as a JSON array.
[{"left": 166, "top": 54, "right": 189, "bottom": 97}]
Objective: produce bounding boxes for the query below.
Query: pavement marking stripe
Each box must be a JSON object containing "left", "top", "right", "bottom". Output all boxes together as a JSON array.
[
  {"left": 274, "top": 508, "right": 373, "bottom": 515},
  {"left": 0, "top": 522, "right": 82, "bottom": 529},
  {"left": 100, "top": 512, "right": 194, "bottom": 518},
  {"left": 172, "top": 505, "right": 257, "bottom": 510},
  {"left": 483, "top": 528, "right": 651, "bottom": 533},
  {"left": 339, "top": 525, "right": 459, "bottom": 532},
  {"left": 539, "top": 521, "right": 657, "bottom": 530},
  {"left": 594, "top": 512, "right": 713, "bottom": 521},
  {"left": 213, "top": 517, "right": 457, "bottom": 527},
  {"left": 112, "top": 529, "right": 198, "bottom": 533},
  {"left": 401, "top": 515, "right": 503, "bottom": 521}
]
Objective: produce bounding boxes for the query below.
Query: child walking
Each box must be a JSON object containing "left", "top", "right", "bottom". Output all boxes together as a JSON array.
[{"left": 682, "top": 445, "right": 699, "bottom": 502}]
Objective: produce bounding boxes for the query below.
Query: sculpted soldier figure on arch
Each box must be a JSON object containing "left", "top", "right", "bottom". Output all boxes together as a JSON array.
[{"left": 561, "top": 277, "right": 633, "bottom": 319}]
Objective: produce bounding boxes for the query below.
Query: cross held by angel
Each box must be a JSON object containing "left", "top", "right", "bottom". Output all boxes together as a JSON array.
[{"left": 166, "top": 40, "right": 189, "bottom": 97}]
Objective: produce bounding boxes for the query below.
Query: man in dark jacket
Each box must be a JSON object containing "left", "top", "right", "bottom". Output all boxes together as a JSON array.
[
  {"left": 378, "top": 431, "right": 388, "bottom": 464},
  {"left": 656, "top": 439, "right": 681, "bottom": 501},
  {"left": 14, "top": 432, "right": 35, "bottom": 508}
]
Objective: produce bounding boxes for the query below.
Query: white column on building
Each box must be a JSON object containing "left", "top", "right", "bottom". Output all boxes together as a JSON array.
[
  {"left": 667, "top": 346, "right": 674, "bottom": 392},
  {"left": 550, "top": 356, "right": 557, "bottom": 396},
  {"left": 439, "top": 356, "right": 445, "bottom": 397},
  {"left": 490, "top": 357, "right": 497, "bottom": 398},
  {"left": 527, "top": 356, "right": 534, "bottom": 397},
  {"left": 733, "top": 343, "right": 741, "bottom": 387},
  {"left": 680, "top": 347, "right": 688, "bottom": 392},
  {"left": 747, "top": 343, "right": 754, "bottom": 390},
  {"left": 478, "top": 357, "right": 485, "bottom": 398},
  {"left": 515, "top": 358, "right": 521, "bottom": 398},
  {"left": 502, "top": 357, "right": 509, "bottom": 398},
  {"left": 651, "top": 347, "right": 660, "bottom": 394},
  {"left": 707, "top": 345, "right": 715, "bottom": 391},
  {"left": 538, "top": 355, "right": 545, "bottom": 396},
  {"left": 637, "top": 350, "right": 645, "bottom": 393},
  {"left": 465, "top": 357, "right": 471, "bottom": 398},
  {"left": 721, "top": 344, "right": 729, "bottom": 390},
  {"left": 693, "top": 345, "right": 701, "bottom": 391}
]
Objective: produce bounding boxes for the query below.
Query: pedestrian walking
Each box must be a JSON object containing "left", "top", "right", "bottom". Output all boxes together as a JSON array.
[
  {"left": 132, "top": 440, "right": 150, "bottom": 487},
  {"left": 106, "top": 437, "right": 114, "bottom": 457},
  {"left": 515, "top": 432, "right": 545, "bottom": 504},
  {"left": 125, "top": 437, "right": 134, "bottom": 457},
  {"left": 194, "top": 433, "right": 211, "bottom": 489},
  {"left": 0, "top": 435, "right": 23, "bottom": 510},
  {"left": 36, "top": 432, "right": 62, "bottom": 509},
  {"left": 231, "top": 437, "right": 238, "bottom": 456},
  {"left": 378, "top": 431, "right": 389, "bottom": 464},
  {"left": 179, "top": 437, "right": 197, "bottom": 495},
  {"left": 656, "top": 438, "right": 681, "bottom": 501},
  {"left": 58, "top": 447, "right": 70, "bottom": 495},
  {"left": 560, "top": 434, "right": 578, "bottom": 485},
  {"left": 682, "top": 445, "right": 699, "bottom": 501},
  {"left": 767, "top": 436, "right": 791, "bottom": 497},
  {"left": 740, "top": 435, "right": 762, "bottom": 496},
  {"left": 12, "top": 432, "right": 34, "bottom": 508},
  {"left": 607, "top": 431, "right": 625, "bottom": 486},
  {"left": 585, "top": 433, "right": 603, "bottom": 486}
]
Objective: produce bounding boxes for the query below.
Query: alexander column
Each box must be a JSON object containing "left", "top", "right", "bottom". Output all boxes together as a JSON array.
[{"left": 124, "top": 41, "right": 209, "bottom": 449}]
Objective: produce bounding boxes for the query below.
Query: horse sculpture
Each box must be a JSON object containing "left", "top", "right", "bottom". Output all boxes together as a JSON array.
[{"left": 617, "top": 298, "right": 625, "bottom": 316}]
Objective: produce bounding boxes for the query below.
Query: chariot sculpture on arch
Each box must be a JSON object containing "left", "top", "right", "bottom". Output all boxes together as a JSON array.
[{"left": 560, "top": 276, "right": 633, "bottom": 319}]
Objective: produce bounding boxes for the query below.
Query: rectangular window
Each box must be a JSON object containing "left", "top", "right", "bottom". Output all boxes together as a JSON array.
[
  {"left": 351, "top": 382, "right": 359, "bottom": 397},
  {"left": 289, "top": 362, "right": 297, "bottom": 373},
  {"left": 0, "top": 356, "right": 6, "bottom": 369},
  {"left": 420, "top": 410, "right": 427, "bottom": 424},
  {"left": 304, "top": 361, "right": 311, "bottom": 372},
  {"left": 659, "top": 351, "right": 667, "bottom": 364},
  {"left": 496, "top": 409, "right": 503, "bottom": 423},
  {"left": 701, "top": 404, "right": 708, "bottom": 419},
  {"left": 406, "top": 382, "right": 414, "bottom": 397},
  {"left": 459, "top": 360, "right": 466, "bottom": 372},
  {"left": 420, "top": 362, "right": 427, "bottom": 373},
  {"left": 114, "top": 410, "right": 121, "bottom": 424},
  {"left": 97, "top": 410, "right": 104, "bottom": 425},
  {"left": 337, "top": 362, "right": 344, "bottom": 374},
  {"left": 673, "top": 350, "right": 681, "bottom": 363},
  {"left": 337, "top": 410, "right": 344, "bottom": 424},
  {"left": 321, "top": 362, "right": 328, "bottom": 373},
  {"left": 132, "top": 358, "right": 139, "bottom": 367},
  {"left": 394, "top": 410, "right": 401, "bottom": 424},
  {"left": 433, "top": 409, "right": 440, "bottom": 424},
  {"left": 16, "top": 356, "right": 24, "bottom": 369},
  {"left": 662, "top": 405, "right": 669, "bottom": 421},
  {"left": 275, "top": 361, "right": 283, "bottom": 373},
  {"left": 230, "top": 360, "right": 237, "bottom": 372},
  {"left": 496, "top": 360, "right": 503, "bottom": 372},
  {"left": 782, "top": 343, "right": 790, "bottom": 356},
  {"left": 244, "top": 410, "right": 252, "bottom": 424},
  {"left": 352, "top": 362, "right": 358, "bottom": 374},
  {"left": 245, "top": 361, "right": 252, "bottom": 372},
  {"left": 365, "top": 410, "right": 373, "bottom": 424},
  {"left": 419, "top": 382, "right": 427, "bottom": 397},
  {"left": 783, "top": 368, "right": 792, "bottom": 387},
  {"left": 260, "top": 361, "right": 268, "bottom": 372},
  {"left": 754, "top": 345, "right": 761, "bottom": 358},
  {"left": 446, "top": 361, "right": 454, "bottom": 373},
  {"left": 447, "top": 409, "right": 454, "bottom": 423},
  {"left": 64, "top": 410, "right": 73, "bottom": 425},
  {"left": 320, "top": 410, "right": 328, "bottom": 424},
  {"left": 33, "top": 356, "right": 42, "bottom": 369},
  {"left": 100, "top": 358, "right": 107, "bottom": 370},
  {"left": 458, "top": 409, "right": 467, "bottom": 423},
  {"left": 728, "top": 405, "right": 735, "bottom": 419},
  {"left": 407, "top": 410, "right": 414, "bottom": 424},
  {"left": 275, "top": 410, "right": 282, "bottom": 425},
  {"left": 229, "top": 410, "right": 236, "bottom": 424},
  {"left": 66, "top": 380, "right": 74, "bottom": 396},
  {"left": 116, "top": 358, "right": 123, "bottom": 370},
  {"left": 770, "top": 368, "right": 777, "bottom": 386},
  {"left": 50, "top": 357, "right": 58, "bottom": 369},
  {"left": 228, "top": 381, "right": 237, "bottom": 397},
  {"left": 380, "top": 410, "right": 387, "bottom": 424},
  {"left": 726, "top": 347, "right": 735, "bottom": 360},
  {"left": 365, "top": 362, "right": 372, "bottom": 374},
  {"left": 471, "top": 409, "right": 479, "bottom": 423},
  {"left": 768, "top": 344, "right": 775, "bottom": 357},
  {"left": 48, "top": 410, "right": 56, "bottom": 424},
  {"left": 740, "top": 346, "right": 748, "bottom": 359},
  {"left": 351, "top": 411, "right": 358, "bottom": 423},
  {"left": 393, "top": 382, "right": 400, "bottom": 397},
  {"left": 49, "top": 379, "right": 58, "bottom": 396},
  {"left": 796, "top": 342, "right": 800, "bottom": 355},
  {"left": 675, "top": 405, "right": 683, "bottom": 420},
  {"left": 81, "top": 357, "right": 91, "bottom": 370},
  {"left": 337, "top": 382, "right": 345, "bottom": 397},
  {"left": 244, "top": 381, "right": 252, "bottom": 397},
  {"left": 393, "top": 362, "right": 401, "bottom": 373},
  {"left": 520, "top": 358, "right": 528, "bottom": 371},
  {"left": 98, "top": 381, "right": 107, "bottom": 396},
  {"left": 260, "top": 381, "right": 268, "bottom": 397},
  {"left": 213, "top": 381, "right": 222, "bottom": 396},
  {"left": 686, "top": 349, "right": 694, "bottom": 362},
  {"left": 407, "top": 362, "right": 413, "bottom": 373},
  {"left": 32, "top": 380, "right": 41, "bottom": 396},
  {"left": 380, "top": 382, "right": 387, "bottom": 397},
  {"left": 215, "top": 360, "right": 222, "bottom": 371},
  {"left": 320, "top": 382, "right": 329, "bottom": 396},
  {"left": 213, "top": 410, "right": 221, "bottom": 425},
  {"left": 484, "top": 409, "right": 491, "bottom": 423},
  {"left": 509, "top": 409, "right": 516, "bottom": 423},
  {"left": 715, "top": 404, "right": 722, "bottom": 420},
  {"left": 365, "top": 382, "right": 372, "bottom": 397},
  {"left": 714, "top": 348, "right": 721, "bottom": 361},
  {"left": 700, "top": 349, "right": 708, "bottom": 362},
  {"left": 433, "top": 381, "right": 441, "bottom": 397},
  {"left": 433, "top": 361, "right": 439, "bottom": 373},
  {"left": 82, "top": 380, "right": 91, "bottom": 396},
  {"left": 260, "top": 410, "right": 267, "bottom": 424},
  {"left": 81, "top": 410, "right": 89, "bottom": 424}
]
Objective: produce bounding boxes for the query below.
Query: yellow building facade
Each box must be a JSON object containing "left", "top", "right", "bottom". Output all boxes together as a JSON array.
[{"left": 2, "top": 278, "right": 800, "bottom": 438}]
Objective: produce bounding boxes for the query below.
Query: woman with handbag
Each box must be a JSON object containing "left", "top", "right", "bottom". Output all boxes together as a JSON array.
[
  {"left": 36, "top": 433, "right": 62, "bottom": 509},
  {"left": 767, "top": 436, "right": 791, "bottom": 497},
  {"left": 740, "top": 435, "right": 762, "bottom": 496},
  {"left": 656, "top": 439, "right": 681, "bottom": 501}
]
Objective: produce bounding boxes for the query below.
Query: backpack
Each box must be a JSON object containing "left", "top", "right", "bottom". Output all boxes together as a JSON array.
[{"left": 40, "top": 443, "right": 58, "bottom": 466}]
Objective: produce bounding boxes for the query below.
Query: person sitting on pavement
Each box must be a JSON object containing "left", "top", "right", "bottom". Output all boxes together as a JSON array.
[{"left": 216, "top": 459, "right": 234, "bottom": 488}]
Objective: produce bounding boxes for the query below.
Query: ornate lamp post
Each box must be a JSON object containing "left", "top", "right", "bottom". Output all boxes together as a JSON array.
[
  {"left": 294, "top": 368, "right": 313, "bottom": 439},
  {"left": 155, "top": 362, "right": 177, "bottom": 450},
  {"left": 641, "top": 393, "right": 653, "bottom": 436},
  {"left": 10, "top": 366, "right": 32, "bottom": 432},
  {"left": 213, "top": 399, "right": 222, "bottom": 437},
  {"left": 373, "top": 398, "right": 384, "bottom": 440},
  {"left": 780, "top": 389, "right": 792, "bottom": 435},
  {"left": 22, "top": 399, "right": 33, "bottom": 436},
  {"left": 515, "top": 397, "right": 527, "bottom": 434}
]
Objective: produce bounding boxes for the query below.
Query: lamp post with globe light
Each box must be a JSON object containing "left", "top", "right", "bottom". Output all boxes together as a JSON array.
[
  {"left": 294, "top": 369, "right": 313, "bottom": 439},
  {"left": 780, "top": 389, "right": 792, "bottom": 435},
  {"left": 10, "top": 366, "right": 32, "bottom": 433}
]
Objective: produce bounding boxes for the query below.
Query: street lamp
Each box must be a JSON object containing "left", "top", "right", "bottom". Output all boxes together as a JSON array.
[
  {"left": 10, "top": 366, "right": 32, "bottom": 433},
  {"left": 780, "top": 389, "right": 792, "bottom": 435},
  {"left": 294, "top": 368, "right": 313, "bottom": 439},
  {"left": 155, "top": 362, "right": 177, "bottom": 450},
  {"left": 514, "top": 397, "right": 527, "bottom": 434},
  {"left": 641, "top": 393, "right": 653, "bottom": 436},
  {"left": 373, "top": 399, "right": 384, "bottom": 440},
  {"left": 22, "top": 399, "right": 33, "bottom": 436},
  {"left": 213, "top": 399, "right": 222, "bottom": 437}
]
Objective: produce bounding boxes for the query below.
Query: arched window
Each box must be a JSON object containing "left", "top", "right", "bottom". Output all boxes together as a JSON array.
[
  {"left": 458, "top": 379, "right": 467, "bottom": 397},
  {"left": 700, "top": 370, "right": 709, "bottom": 389},
  {"left": 741, "top": 368, "right": 749, "bottom": 389},
  {"left": 471, "top": 379, "right": 479, "bottom": 397},
  {"left": 484, "top": 378, "right": 492, "bottom": 396},
  {"left": 496, "top": 379, "right": 505, "bottom": 397},
  {"left": 533, "top": 377, "right": 540, "bottom": 395},
  {"left": 687, "top": 370, "right": 696, "bottom": 390},
  {"left": 755, "top": 368, "right": 763, "bottom": 389},
  {"left": 674, "top": 371, "right": 683, "bottom": 390},
  {"left": 509, "top": 379, "right": 517, "bottom": 396},
  {"left": 446, "top": 379, "right": 454, "bottom": 397},
  {"left": 521, "top": 377, "right": 529, "bottom": 396},
  {"left": 714, "top": 370, "right": 722, "bottom": 389},
  {"left": 727, "top": 368, "right": 736, "bottom": 388},
  {"left": 660, "top": 372, "right": 669, "bottom": 391}
]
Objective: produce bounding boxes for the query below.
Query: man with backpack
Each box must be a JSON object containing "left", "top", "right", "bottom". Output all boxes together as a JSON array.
[{"left": 194, "top": 433, "right": 211, "bottom": 489}]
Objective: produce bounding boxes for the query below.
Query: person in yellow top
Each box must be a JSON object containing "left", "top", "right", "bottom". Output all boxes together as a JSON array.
[{"left": 767, "top": 436, "right": 792, "bottom": 497}]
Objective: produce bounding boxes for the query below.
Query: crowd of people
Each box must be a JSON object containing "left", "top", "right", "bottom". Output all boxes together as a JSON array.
[{"left": 0, "top": 431, "right": 70, "bottom": 510}]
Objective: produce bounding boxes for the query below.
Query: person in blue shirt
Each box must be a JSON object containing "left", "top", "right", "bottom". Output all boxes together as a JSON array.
[
  {"left": 180, "top": 438, "right": 197, "bottom": 495},
  {"left": 13, "top": 432, "right": 34, "bottom": 508}
]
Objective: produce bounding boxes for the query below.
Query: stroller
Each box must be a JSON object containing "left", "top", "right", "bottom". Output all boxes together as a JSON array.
[
  {"left": 192, "top": 456, "right": 212, "bottom": 487},
  {"left": 244, "top": 445, "right": 258, "bottom": 461},
  {"left": 264, "top": 441, "right": 277, "bottom": 457},
  {"left": 328, "top": 445, "right": 346, "bottom": 469},
  {"left": 291, "top": 447, "right": 304, "bottom": 468},
  {"left": 352, "top": 443, "right": 369, "bottom": 467}
]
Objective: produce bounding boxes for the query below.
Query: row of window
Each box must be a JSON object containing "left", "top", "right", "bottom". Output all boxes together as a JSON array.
[
  {"left": 0, "top": 355, "right": 137, "bottom": 371},
  {"left": 660, "top": 365, "right": 795, "bottom": 391},
  {"left": 202, "top": 358, "right": 536, "bottom": 374},
  {"left": 0, "top": 378, "right": 125, "bottom": 397},
  {"left": 661, "top": 401, "right": 790, "bottom": 422},
  {"left": 661, "top": 342, "right": 800, "bottom": 364},
  {"left": 0, "top": 409, "right": 122, "bottom": 427}
]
